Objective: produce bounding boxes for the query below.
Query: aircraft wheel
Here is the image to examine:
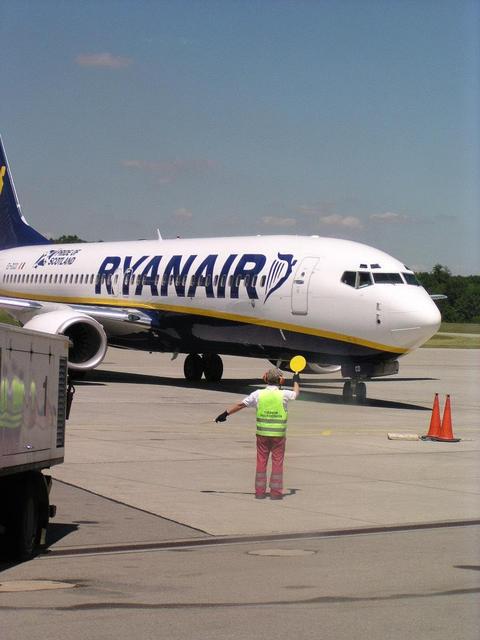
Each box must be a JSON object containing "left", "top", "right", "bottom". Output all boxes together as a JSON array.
[
  {"left": 356, "top": 382, "right": 367, "bottom": 404},
  {"left": 202, "top": 354, "right": 223, "bottom": 382},
  {"left": 342, "top": 380, "right": 354, "bottom": 403},
  {"left": 184, "top": 353, "right": 203, "bottom": 381}
]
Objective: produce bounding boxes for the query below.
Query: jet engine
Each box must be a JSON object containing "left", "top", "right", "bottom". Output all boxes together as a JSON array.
[
  {"left": 269, "top": 359, "right": 341, "bottom": 374},
  {"left": 23, "top": 309, "right": 108, "bottom": 371}
]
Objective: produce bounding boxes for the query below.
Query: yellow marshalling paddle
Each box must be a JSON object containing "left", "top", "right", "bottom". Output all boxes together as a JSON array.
[{"left": 289, "top": 355, "right": 306, "bottom": 374}]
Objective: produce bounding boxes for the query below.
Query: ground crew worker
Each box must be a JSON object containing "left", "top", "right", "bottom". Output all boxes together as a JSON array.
[{"left": 215, "top": 368, "right": 300, "bottom": 500}]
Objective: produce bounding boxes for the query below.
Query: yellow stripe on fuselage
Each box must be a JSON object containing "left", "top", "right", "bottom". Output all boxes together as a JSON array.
[{"left": 0, "top": 289, "right": 408, "bottom": 355}]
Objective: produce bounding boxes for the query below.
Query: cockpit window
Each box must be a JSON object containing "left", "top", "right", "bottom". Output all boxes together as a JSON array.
[
  {"left": 341, "top": 271, "right": 373, "bottom": 288},
  {"left": 402, "top": 272, "right": 420, "bottom": 285},
  {"left": 341, "top": 271, "right": 356, "bottom": 287},
  {"left": 358, "top": 271, "right": 373, "bottom": 287},
  {"left": 373, "top": 273, "right": 403, "bottom": 284}
]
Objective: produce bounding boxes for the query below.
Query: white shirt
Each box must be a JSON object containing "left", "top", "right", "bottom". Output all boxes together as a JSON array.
[{"left": 241, "top": 385, "right": 298, "bottom": 409}]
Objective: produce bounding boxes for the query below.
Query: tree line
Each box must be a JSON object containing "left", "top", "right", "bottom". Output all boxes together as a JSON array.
[
  {"left": 50, "top": 238, "right": 479, "bottom": 323},
  {"left": 417, "top": 265, "right": 480, "bottom": 323}
]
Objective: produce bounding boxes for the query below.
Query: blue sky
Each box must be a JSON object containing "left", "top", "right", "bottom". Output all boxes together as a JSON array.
[{"left": 1, "top": 0, "right": 479, "bottom": 274}]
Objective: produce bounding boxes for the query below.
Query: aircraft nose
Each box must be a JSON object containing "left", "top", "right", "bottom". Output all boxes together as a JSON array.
[{"left": 388, "top": 294, "right": 441, "bottom": 349}]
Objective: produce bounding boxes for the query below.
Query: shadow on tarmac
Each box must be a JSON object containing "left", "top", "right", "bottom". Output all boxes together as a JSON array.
[
  {"left": 45, "top": 522, "right": 79, "bottom": 547},
  {"left": 0, "top": 523, "right": 78, "bottom": 571},
  {"left": 77, "top": 369, "right": 431, "bottom": 411},
  {"left": 201, "top": 488, "right": 299, "bottom": 498}
]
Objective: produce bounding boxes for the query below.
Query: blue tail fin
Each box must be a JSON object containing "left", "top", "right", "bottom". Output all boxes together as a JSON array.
[{"left": 0, "top": 135, "right": 50, "bottom": 249}]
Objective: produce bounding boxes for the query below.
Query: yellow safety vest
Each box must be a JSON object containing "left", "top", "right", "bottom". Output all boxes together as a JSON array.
[{"left": 256, "top": 389, "right": 288, "bottom": 437}]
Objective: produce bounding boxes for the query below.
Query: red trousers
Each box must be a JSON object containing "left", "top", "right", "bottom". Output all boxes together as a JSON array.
[{"left": 255, "top": 435, "right": 286, "bottom": 497}]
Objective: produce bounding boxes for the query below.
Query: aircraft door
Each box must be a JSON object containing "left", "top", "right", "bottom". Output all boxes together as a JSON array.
[{"left": 291, "top": 257, "right": 319, "bottom": 315}]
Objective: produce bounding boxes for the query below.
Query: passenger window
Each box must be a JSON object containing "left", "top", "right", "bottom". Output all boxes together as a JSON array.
[
  {"left": 358, "top": 272, "right": 373, "bottom": 288},
  {"left": 341, "top": 271, "right": 356, "bottom": 287}
]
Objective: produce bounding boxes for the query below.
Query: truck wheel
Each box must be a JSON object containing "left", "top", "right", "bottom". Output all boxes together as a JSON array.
[
  {"left": 16, "top": 492, "right": 39, "bottom": 560},
  {"left": 7, "top": 475, "right": 45, "bottom": 561}
]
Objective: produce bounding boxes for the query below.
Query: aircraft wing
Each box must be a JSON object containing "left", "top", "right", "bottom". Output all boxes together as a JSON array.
[
  {"left": 430, "top": 294, "right": 448, "bottom": 301},
  {"left": 72, "top": 304, "right": 154, "bottom": 326},
  {"left": 0, "top": 295, "right": 154, "bottom": 327},
  {"left": 0, "top": 295, "right": 43, "bottom": 311}
]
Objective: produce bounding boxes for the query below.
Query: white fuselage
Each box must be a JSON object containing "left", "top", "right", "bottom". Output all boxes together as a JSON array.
[{"left": 0, "top": 235, "right": 441, "bottom": 365}]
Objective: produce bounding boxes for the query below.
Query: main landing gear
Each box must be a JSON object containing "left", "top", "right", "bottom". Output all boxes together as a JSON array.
[
  {"left": 342, "top": 379, "right": 367, "bottom": 404},
  {"left": 183, "top": 353, "right": 224, "bottom": 382}
]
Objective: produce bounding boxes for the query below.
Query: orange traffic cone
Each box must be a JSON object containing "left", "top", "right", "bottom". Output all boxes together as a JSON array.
[
  {"left": 421, "top": 393, "right": 442, "bottom": 440},
  {"left": 434, "top": 395, "right": 460, "bottom": 442}
]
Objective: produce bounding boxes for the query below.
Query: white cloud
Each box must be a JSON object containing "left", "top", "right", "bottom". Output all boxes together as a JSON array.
[
  {"left": 75, "top": 53, "right": 133, "bottom": 69},
  {"left": 295, "top": 203, "right": 363, "bottom": 229},
  {"left": 319, "top": 214, "right": 363, "bottom": 229},
  {"left": 261, "top": 216, "right": 297, "bottom": 227},
  {"left": 369, "top": 211, "right": 410, "bottom": 223},
  {"left": 296, "top": 203, "right": 336, "bottom": 217},
  {"left": 174, "top": 208, "right": 193, "bottom": 219},
  {"left": 121, "top": 158, "right": 216, "bottom": 184}
]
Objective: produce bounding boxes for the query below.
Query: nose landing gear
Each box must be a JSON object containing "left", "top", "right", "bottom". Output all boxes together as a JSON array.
[
  {"left": 183, "top": 353, "right": 224, "bottom": 382},
  {"left": 342, "top": 379, "right": 367, "bottom": 404}
]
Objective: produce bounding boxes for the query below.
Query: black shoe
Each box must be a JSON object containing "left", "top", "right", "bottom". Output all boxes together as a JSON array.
[
  {"left": 270, "top": 495, "right": 283, "bottom": 500},
  {"left": 255, "top": 494, "right": 267, "bottom": 499}
]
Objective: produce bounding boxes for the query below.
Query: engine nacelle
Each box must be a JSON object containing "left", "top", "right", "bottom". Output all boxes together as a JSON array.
[
  {"left": 23, "top": 310, "right": 108, "bottom": 371},
  {"left": 269, "top": 359, "right": 341, "bottom": 375}
]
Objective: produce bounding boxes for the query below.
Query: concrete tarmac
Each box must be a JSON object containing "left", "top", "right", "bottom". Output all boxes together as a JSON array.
[
  {"left": 51, "top": 348, "right": 479, "bottom": 538},
  {"left": 1, "top": 347, "right": 479, "bottom": 639},
  {"left": 0, "top": 523, "right": 479, "bottom": 640}
]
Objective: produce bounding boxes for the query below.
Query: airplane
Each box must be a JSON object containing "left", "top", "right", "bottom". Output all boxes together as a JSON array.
[{"left": 0, "top": 135, "right": 441, "bottom": 403}]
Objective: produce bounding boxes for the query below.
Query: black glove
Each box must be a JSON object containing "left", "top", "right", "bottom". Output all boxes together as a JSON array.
[
  {"left": 215, "top": 410, "right": 229, "bottom": 423},
  {"left": 293, "top": 373, "right": 300, "bottom": 383}
]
